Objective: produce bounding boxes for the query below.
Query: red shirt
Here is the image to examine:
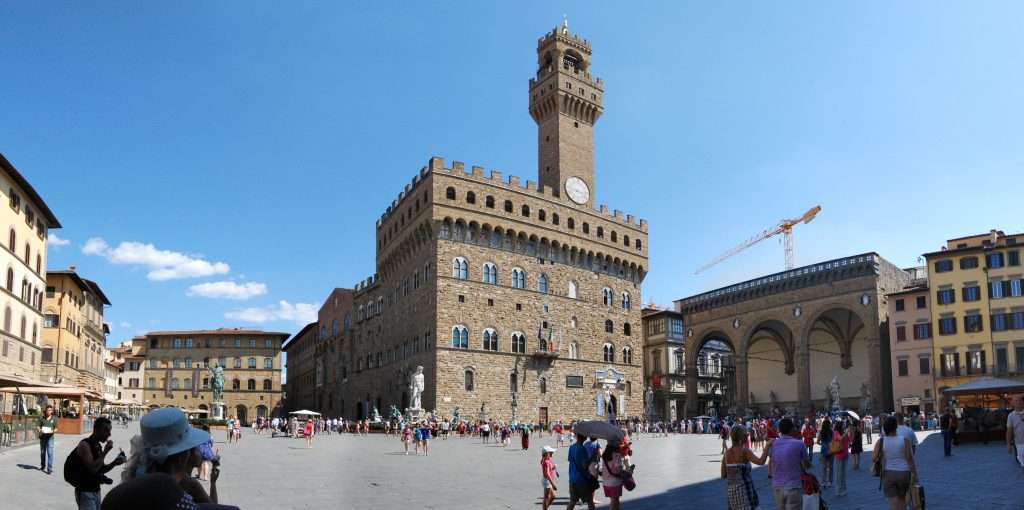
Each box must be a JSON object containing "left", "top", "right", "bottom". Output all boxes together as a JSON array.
[{"left": 801, "top": 426, "right": 816, "bottom": 446}]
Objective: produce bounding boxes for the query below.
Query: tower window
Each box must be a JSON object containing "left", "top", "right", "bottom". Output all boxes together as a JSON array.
[
  {"left": 538, "top": 209, "right": 546, "bottom": 221},
  {"left": 466, "top": 191, "right": 476, "bottom": 204},
  {"left": 446, "top": 187, "right": 456, "bottom": 200},
  {"left": 552, "top": 213, "right": 559, "bottom": 225},
  {"left": 504, "top": 200, "right": 513, "bottom": 213},
  {"left": 567, "top": 218, "right": 574, "bottom": 229},
  {"left": 521, "top": 205, "right": 530, "bottom": 217},
  {"left": 485, "top": 196, "right": 495, "bottom": 208},
  {"left": 582, "top": 223, "right": 590, "bottom": 234}
]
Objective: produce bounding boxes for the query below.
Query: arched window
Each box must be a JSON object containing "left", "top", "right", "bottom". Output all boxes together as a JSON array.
[
  {"left": 603, "top": 343, "right": 615, "bottom": 363},
  {"left": 440, "top": 219, "right": 451, "bottom": 239},
  {"left": 521, "top": 205, "right": 530, "bottom": 217},
  {"left": 247, "top": 379, "right": 256, "bottom": 391},
  {"left": 482, "top": 263, "right": 497, "bottom": 284},
  {"left": 539, "top": 377, "right": 547, "bottom": 394},
  {"left": 622, "top": 347, "right": 633, "bottom": 365},
  {"left": 636, "top": 239, "right": 642, "bottom": 250},
  {"left": 621, "top": 292, "right": 631, "bottom": 310},
  {"left": 464, "top": 369, "right": 474, "bottom": 391},
  {"left": 538, "top": 273, "right": 548, "bottom": 294},
  {"left": 597, "top": 226, "right": 604, "bottom": 238},
  {"left": 567, "top": 218, "right": 575, "bottom": 229},
  {"left": 452, "top": 257, "right": 468, "bottom": 280},
  {"left": 482, "top": 328, "right": 498, "bottom": 351},
  {"left": 570, "top": 316, "right": 578, "bottom": 329},
  {"left": 5, "top": 306, "right": 13, "bottom": 332},
  {"left": 538, "top": 209, "right": 546, "bottom": 221},
  {"left": 509, "top": 372, "right": 518, "bottom": 393},
  {"left": 6, "top": 268, "right": 12, "bottom": 292},
  {"left": 582, "top": 223, "right": 590, "bottom": 234},
  {"left": 248, "top": 357, "right": 256, "bottom": 368},
  {"left": 263, "top": 379, "right": 272, "bottom": 391},
  {"left": 504, "top": 200, "right": 513, "bottom": 213},
  {"left": 451, "top": 325, "right": 469, "bottom": 349},
  {"left": 552, "top": 213, "right": 559, "bottom": 225},
  {"left": 23, "top": 243, "right": 30, "bottom": 264},
  {"left": 602, "top": 288, "right": 613, "bottom": 306},
  {"left": 264, "top": 358, "right": 273, "bottom": 369},
  {"left": 8, "top": 229, "right": 14, "bottom": 252},
  {"left": 485, "top": 196, "right": 495, "bottom": 208},
  {"left": 234, "top": 357, "right": 241, "bottom": 368},
  {"left": 511, "top": 332, "right": 526, "bottom": 353},
  {"left": 623, "top": 235, "right": 630, "bottom": 247},
  {"left": 466, "top": 191, "right": 476, "bottom": 204},
  {"left": 605, "top": 320, "right": 614, "bottom": 333},
  {"left": 610, "top": 231, "right": 617, "bottom": 243},
  {"left": 568, "top": 281, "right": 578, "bottom": 299},
  {"left": 569, "top": 342, "right": 579, "bottom": 359},
  {"left": 511, "top": 268, "right": 525, "bottom": 289},
  {"left": 623, "top": 323, "right": 632, "bottom": 336},
  {"left": 445, "top": 187, "right": 456, "bottom": 200},
  {"left": 35, "top": 254, "right": 40, "bottom": 274},
  {"left": 19, "top": 315, "right": 26, "bottom": 339}
]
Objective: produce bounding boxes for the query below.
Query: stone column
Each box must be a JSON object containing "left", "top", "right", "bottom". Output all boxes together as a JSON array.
[
  {"left": 796, "top": 343, "right": 811, "bottom": 414},
  {"left": 685, "top": 358, "right": 699, "bottom": 417},
  {"left": 734, "top": 357, "right": 749, "bottom": 409}
]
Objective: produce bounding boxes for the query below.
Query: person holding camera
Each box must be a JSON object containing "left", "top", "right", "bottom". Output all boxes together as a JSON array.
[{"left": 66, "top": 417, "right": 127, "bottom": 510}]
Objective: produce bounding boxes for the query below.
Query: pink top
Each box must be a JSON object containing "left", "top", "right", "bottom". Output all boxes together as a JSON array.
[
  {"left": 542, "top": 457, "right": 557, "bottom": 481},
  {"left": 833, "top": 431, "right": 850, "bottom": 460}
]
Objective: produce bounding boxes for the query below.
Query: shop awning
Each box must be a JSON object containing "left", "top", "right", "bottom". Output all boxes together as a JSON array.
[
  {"left": 942, "top": 377, "right": 1024, "bottom": 396},
  {"left": 0, "top": 385, "right": 91, "bottom": 397}
]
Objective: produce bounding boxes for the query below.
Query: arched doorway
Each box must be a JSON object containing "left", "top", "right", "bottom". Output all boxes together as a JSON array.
[
  {"left": 256, "top": 405, "right": 268, "bottom": 420},
  {"left": 744, "top": 319, "right": 796, "bottom": 414},
  {"left": 607, "top": 394, "right": 617, "bottom": 418},
  {"left": 805, "top": 306, "right": 868, "bottom": 412},
  {"left": 235, "top": 405, "right": 248, "bottom": 426}
]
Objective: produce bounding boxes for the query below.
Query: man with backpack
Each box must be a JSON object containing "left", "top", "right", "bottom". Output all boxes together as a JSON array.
[{"left": 64, "top": 417, "right": 126, "bottom": 510}]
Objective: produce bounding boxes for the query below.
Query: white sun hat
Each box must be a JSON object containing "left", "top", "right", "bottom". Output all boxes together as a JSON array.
[
  {"left": 542, "top": 445, "right": 557, "bottom": 454},
  {"left": 140, "top": 407, "right": 211, "bottom": 464}
]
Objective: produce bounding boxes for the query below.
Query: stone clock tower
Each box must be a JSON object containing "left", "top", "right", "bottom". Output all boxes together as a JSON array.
[{"left": 529, "top": 21, "right": 603, "bottom": 208}]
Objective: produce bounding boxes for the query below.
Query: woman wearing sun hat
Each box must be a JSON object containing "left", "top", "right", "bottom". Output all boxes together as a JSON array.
[
  {"left": 540, "top": 445, "right": 559, "bottom": 510},
  {"left": 122, "top": 407, "right": 219, "bottom": 504}
]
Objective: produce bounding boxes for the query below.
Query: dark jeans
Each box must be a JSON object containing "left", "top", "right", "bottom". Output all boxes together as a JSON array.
[
  {"left": 942, "top": 429, "right": 952, "bottom": 456},
  {"left": 806, "top": 445, "right": 814, "bottom": 464},
  {"left": 39, "top": 435, "right": 54, "bottom": 471}
]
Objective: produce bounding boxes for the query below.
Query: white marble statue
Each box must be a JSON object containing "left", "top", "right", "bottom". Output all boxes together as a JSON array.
[
  {"left": 829, "top": 376, "right": 841, "bottom": 410},
  {"left": 409, "top": 365, "right": 425, "bottom": 410}
]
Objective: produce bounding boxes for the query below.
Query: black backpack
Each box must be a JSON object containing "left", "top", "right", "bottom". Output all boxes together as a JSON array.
[{"left": 63, "top": 440, "right": 84, "bottom": 488}]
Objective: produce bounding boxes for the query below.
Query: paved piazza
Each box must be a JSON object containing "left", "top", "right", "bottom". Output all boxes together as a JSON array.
[{"left": 1, "top": 425, "right": 1021, "bottom": 509}]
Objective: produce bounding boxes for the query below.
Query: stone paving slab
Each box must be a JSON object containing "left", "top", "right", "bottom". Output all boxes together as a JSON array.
[{"left": 1, "top": 425, "right": 1019, "bottom": 509}]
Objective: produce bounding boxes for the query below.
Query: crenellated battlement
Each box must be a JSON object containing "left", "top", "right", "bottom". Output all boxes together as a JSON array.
[
  {"left": 353, "top": 273, "right": 379, "bottom": 293},
  {"left": 429, "top": 156, "right": 646, "bottom": 231},
  {"left": 375, "top": 156, "right": 648, "bottom": 233},
  {"left": 538, "top": 26, "right": 591, "bottom": 51}
]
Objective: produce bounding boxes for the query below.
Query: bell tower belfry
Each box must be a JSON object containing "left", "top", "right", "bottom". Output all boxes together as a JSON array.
[{"left": 529, "top": 20, "right": 603, "bottom": 208}]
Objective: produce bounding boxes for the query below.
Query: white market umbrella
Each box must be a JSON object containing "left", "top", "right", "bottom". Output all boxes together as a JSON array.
[{"left": 289, "top": 410, "right": 321, "bottom": 416}]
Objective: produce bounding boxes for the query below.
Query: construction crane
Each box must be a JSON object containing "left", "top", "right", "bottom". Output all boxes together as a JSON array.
[{"left": 694, "top": 205, "right": 822, "bottom": 275}]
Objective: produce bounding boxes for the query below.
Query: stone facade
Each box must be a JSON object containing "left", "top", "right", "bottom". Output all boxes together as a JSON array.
[
  {"left": 676, "top": 253, "right": 910, "bottom": 416},
  {"left": 296, "top": 25, "right": 649, "bottom": 425},
  {"left": 132, "top": 329, "right": 288, "bottom": 425},
  {"left": 281, "top": 321, "right": 317, "bottom": 412}
]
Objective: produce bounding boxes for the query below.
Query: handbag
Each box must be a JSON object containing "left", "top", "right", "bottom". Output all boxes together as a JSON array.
[
  {"left": 829, "top": 438, "right": 843, "bottom": 455},
  {"left": 871, "top": 437, "right": 884, "bottom": 478},
  {"left": 910, "top": 476, "right": 925, "bottom": 510}
]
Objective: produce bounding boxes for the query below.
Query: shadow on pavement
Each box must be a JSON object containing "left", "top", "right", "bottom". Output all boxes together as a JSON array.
[{"left": 16, "top": 464, "right": 40, "bottom": 470}]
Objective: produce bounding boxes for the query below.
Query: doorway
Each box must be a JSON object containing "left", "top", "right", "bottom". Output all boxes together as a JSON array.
[{"left": 539, "top": 407, "right": 548, "bottom": 427}]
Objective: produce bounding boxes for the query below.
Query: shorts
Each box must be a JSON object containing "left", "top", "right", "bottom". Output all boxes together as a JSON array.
[
  {"left": 569, "top": 483, "right": 596, "bottom": 504},
  {"left": 882, "top": 470, "right": 911, "bottom": 497},
  {"left": 542, "top": 479, "right": 552, "bottom": 490},
  {"left": 603, "top": 485, "right": 622, "bottom": 498}
]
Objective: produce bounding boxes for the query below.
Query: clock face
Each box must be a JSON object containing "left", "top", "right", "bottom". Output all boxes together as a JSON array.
[{"left": 565, "top": 177, "right": 590, "bottom": 205}]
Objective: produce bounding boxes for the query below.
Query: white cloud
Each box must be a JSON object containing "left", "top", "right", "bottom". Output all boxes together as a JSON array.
[
  {"left": 187, "top": 281, "right": 268, "bottom": 300},
  {"left": 225, "top": 300, "right": 318, "bottom": 326},
  {"left": 118, "top": 321, "right": 132, "bottom": 329},
  {"left": 82, "top": 237, "right": 230, "bottom": 281},
  {"left": 47, "top": 233, "right": 71, "bottom": 248}
]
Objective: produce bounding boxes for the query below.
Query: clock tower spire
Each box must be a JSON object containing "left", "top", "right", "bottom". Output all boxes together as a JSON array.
[{"left": 529, "top": 23, "right": 603, "bottom": 208}]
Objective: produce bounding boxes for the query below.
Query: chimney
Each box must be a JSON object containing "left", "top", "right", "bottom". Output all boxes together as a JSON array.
[{"left": 991, "top": 229, "right": 999, "bottom": 245}]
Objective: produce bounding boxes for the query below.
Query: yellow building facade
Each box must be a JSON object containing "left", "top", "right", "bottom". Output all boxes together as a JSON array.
[
  {"left": 41, "top": 269, "right": 111, "bottom": 399},
  {"left": 925, "top": 230, "right": 1024, "bottom": 409},
  {"left": 0, "top": 154, "right": 61, "bottom": 397}
]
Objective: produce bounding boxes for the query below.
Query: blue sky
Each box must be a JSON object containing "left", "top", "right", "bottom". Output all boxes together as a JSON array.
[{"left": 2, "top": 2, "right": 1022, "bottom": 346}]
